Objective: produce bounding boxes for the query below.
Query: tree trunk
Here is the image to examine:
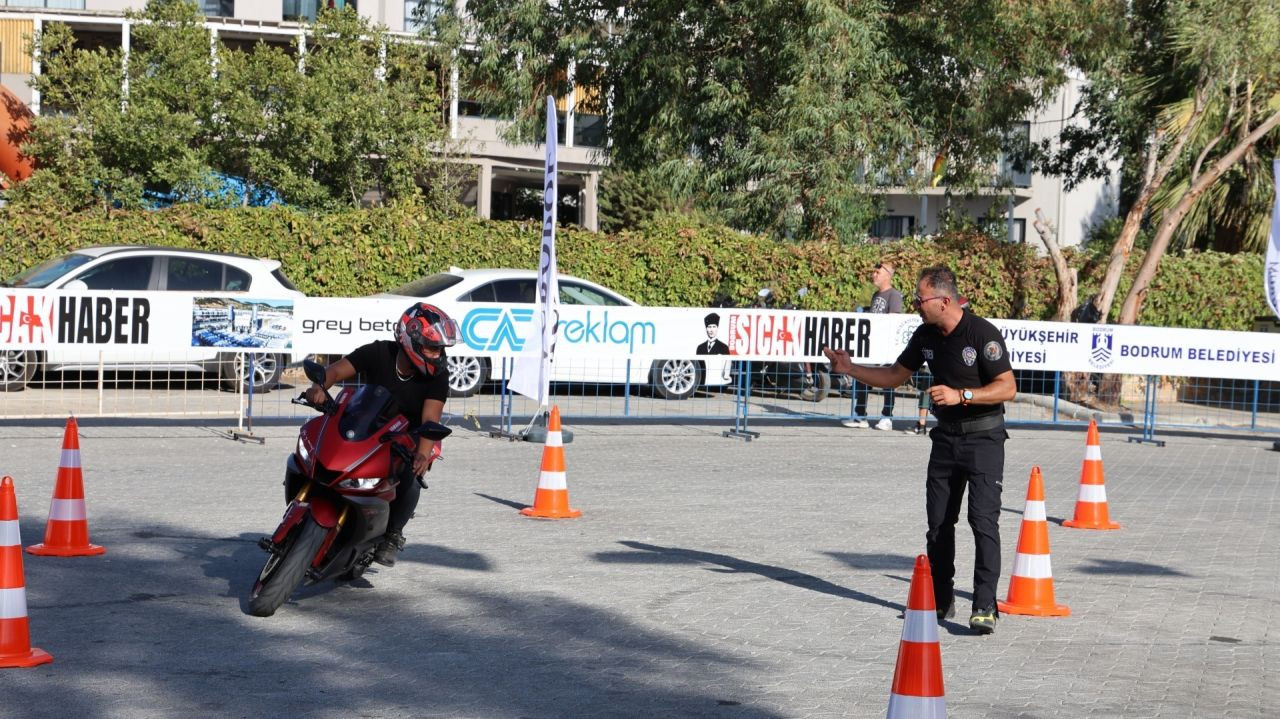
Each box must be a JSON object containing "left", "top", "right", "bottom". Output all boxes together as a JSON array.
[
  {"left": 1090, "top": 85, "right": 1214, "bottom": 323},
  {"left": 1117, "top": 107, "right": 1280, "bottom": 324},
  {"left": 1033, "top": 208, "right": 1077, "bottom": 322}
]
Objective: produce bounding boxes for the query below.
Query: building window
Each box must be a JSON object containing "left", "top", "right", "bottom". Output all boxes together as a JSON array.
[
  {"left": 405, "top": 1, "right": 448, "bottom": 32},
  {"left": 1, "top": 1, "right": 86, "bottom": 8},
  {"left": 869, "top": 216, "right": 915, "bottom": 239},
  {"left": 199, "top": 0, "right": 234, "bottom": 17},
  {"left": 283, "top": 0, "right": 357, "bottom": 23},
  {"left": 1009, "top": 218, "right": 1026, "bottom": 244},
  {"left": 999, "top": 122, "right": 1032, "bottom": 188}
]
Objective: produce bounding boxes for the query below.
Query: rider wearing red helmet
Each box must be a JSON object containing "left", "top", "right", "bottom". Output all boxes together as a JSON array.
[{"left": 305, "top": 302, "right": 460, "bottom": 566}]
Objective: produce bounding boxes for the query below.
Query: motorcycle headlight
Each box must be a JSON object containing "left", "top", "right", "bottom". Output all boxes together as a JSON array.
[
  {"left": 296, "top": 437, "right": 311, "bottom": 463},
  {"left": 337, "top": 477, "right": 382, "bottom": 490}
]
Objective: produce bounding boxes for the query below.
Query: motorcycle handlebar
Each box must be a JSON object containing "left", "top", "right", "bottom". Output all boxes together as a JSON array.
[{"left": 291, "top": 393, "right": 336, "bottom": 414}]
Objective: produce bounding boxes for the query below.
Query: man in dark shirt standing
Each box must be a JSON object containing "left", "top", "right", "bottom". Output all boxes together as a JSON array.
[
  {"left": 843, "top": 261, "right": 905, "bottom": 430},
  {"left": 305, "top": 302, "right": 458, "bottom": 567},
  {"left": 824, "top": 266, "right": 1015, "bottom": 634}
]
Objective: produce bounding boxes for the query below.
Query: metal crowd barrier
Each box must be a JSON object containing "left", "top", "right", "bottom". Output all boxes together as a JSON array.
[{"left": 2, "top": 354, "right": 1277, "bottom": 442}]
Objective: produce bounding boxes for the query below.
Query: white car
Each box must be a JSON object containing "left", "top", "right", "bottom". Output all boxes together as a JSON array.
[
  {"left": 1, "top": 246, "right": 305, "bottom": 392},
  {"left": 380, "top": 267, "right": 728, "bottom": 399}
]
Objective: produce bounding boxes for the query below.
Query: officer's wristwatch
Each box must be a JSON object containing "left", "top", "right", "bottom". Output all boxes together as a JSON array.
[{"left": 961, "top": 389, "right": 974, "bottom": 406}]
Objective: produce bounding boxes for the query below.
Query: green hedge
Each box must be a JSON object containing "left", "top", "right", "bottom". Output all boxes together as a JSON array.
[{"left": 0, "top": 205, "right": 1269, "bottom": 331}]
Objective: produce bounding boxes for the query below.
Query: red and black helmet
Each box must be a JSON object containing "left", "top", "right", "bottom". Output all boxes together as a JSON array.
[{"left": 395, "top": 302, "right": 459, "bottom": 376}]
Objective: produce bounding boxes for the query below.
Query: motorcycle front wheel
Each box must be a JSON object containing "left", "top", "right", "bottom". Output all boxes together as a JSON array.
[{"left": 248, "top": 518, "right": 328, "bottom": 617}]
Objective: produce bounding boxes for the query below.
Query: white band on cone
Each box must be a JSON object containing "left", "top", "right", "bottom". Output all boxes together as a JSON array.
[
  {"left": 538, "top": 471, "right": 567, "bottom": 491},
  {"left": 0, "top": 519, "right": 19, "bottom": 546},
  {"left": 545, "top": 430, "right": 562, "bottom": 447},
  {"left": 1023, "top": 500, "right": 1046, "bottom": 521},
  {"left": 49, "top": 498, "right": 87, "bottom": 521},
  {"left": 900, "top": 609, "right": 940, "bottom": 644},
  {"left": 1084, "top": 445, "right": 1101, "bottom": 461},
  {"left": 60, "top": 448, "right": 81, "bottom": 468},
  {"left": 0, "top": 587, "right": 29, "bottom": 620},
  {"left": 1012, "top": 552, "right": 1053, "bottom": 579},
  {"left": 1076, "top": 484, "right": 1108, "bottom": 503},
  {"left": 888, "top": 693, "right": 946, "bottom": 718}
]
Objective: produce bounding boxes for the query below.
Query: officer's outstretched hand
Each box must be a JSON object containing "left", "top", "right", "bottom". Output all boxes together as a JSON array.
[{"left": 822, "top": 347, "right": 853, "bottom": 376}]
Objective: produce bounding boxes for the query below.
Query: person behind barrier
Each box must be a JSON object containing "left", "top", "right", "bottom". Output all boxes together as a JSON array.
[
  {"left": 843, "top": 261, "right": 904, "bottom": 431},
  {"left": 823, "top": 266, "right": 1014, "bottom": 634},
  {"left": 304, "top": 302, "right": 459, "bottom": 567}
]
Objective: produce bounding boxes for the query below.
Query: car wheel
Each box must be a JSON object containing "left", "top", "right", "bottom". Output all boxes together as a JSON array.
[
  {"left": 220, "top": 352, "right": 283, "bottom": 393},
  {"left": 447, "top": 356, "right": 489, "bottom": 397},
  {"left": 651, "top": 359, "right": 701, "bottom": 400},
  {"left": 799, "top": 368, "right": 833, "bottom": 402},
  {"left": 0, "top": 350, "right": 37, "bottom": 392}
]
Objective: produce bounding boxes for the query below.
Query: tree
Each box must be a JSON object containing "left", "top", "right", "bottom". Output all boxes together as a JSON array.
[
  {"left": 432, "top": 0, "right": 1097, "bottom": 241},
  {"left": 1117, "top": 1, "right": 1280, "bottom": 323},
  {"left": 1038, "top": 0, "right": 1280, "bottom": 325},
  {"left": 14, "top": 0, "right": 453, "bottom": 210}
]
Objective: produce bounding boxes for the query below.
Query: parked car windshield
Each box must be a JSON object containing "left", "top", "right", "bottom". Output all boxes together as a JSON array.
[
  {"left": 389, "top": 273, "right": 465, "bottom": 298},
  {"left": 4, "top": 253, "right": 94, "bottom": 288}
]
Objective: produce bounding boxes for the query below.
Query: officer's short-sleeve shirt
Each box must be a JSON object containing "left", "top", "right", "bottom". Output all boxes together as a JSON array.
[
  {"left": 346, "top": 340, "right": 450, "bottom": 421},
  {"left": 895, "top": 310, "right": 1011, "bottom": 422}
]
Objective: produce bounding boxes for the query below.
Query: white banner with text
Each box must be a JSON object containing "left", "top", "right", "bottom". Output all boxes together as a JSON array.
[{"left": 3, "top": 290, "right": 1278, "bottom": 381}]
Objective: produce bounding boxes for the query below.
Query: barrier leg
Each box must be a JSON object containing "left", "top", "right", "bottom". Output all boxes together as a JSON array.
[
  {"left": 1128, "top": 374, "right": 1165, "bottom": 447},
  {"left": 224, "top": 352, "right": 265, "bottom": 444},
  {"left": 490, "top": 358, "right": 520, "bottom": 441},
  {"left": 723, "top": 361, "right": 759, "bottom": 441}
]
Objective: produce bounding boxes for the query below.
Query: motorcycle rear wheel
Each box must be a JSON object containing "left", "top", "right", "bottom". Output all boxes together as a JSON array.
[{"left": 248, "top": 518, "right": 328, "bottom": 617}]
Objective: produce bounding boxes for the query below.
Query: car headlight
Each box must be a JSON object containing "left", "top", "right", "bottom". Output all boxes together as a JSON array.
[{"left": 337, "top": 477, "right": 382, "bottom": 490}]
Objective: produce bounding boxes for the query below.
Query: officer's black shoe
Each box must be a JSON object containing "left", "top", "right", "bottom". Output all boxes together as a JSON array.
[
  {"left": 969, "top": 606, "right": 998, "bottom": 635},
  {"left": 373, "top": 531, "right": 406, "bottom": 567},
  {"left": 936, "top": 595, "right": 956, "bottom": 621}
]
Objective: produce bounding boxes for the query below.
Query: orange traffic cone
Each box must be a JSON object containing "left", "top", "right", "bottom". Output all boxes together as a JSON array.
[
  {"left": 998, "top": 467, "right": 1069, "bottom": 617},
  {"left": 1063, "top": 420, "right": 1120, "bottom": 530},
  {"left": 27, "top": 417, "right": 105, "bottom": 557},
  {"left": 1, "top": 476, "right": 53, "bottom": 668},
  {"left": 887, "top": 555, "right": 946, "bottom": 718},
  {"left": 520, "top": 406, "right": 581, "bottom": 519}
]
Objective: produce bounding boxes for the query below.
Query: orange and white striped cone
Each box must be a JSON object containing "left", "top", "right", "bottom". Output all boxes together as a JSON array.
[
  {"left": 998, "top": 467, "right": 1069, "bottom": 617},
  {"left": 27, "top": 416, "right": 105, "bottom": 557},
  {"left": 1063, "top": 420, "right": 1120, "bottom": 530},
  {"left": 1, "top": 476, "right": 53, "bottom": 668},
  {"left": 887, "top": 555, "right": 946, "bottom": 718},
  {"left": 520, "top": 406, "right": 581, "bottom": 519}
]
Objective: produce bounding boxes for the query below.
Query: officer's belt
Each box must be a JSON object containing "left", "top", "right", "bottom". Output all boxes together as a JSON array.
[{"left": 935, "top": 413, "right": 1005, "bottom": 435}]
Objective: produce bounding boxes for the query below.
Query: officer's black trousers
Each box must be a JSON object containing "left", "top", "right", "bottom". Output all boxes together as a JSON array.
[{"left": 924, "top": 427, "right": 1006, "bottom": 611}]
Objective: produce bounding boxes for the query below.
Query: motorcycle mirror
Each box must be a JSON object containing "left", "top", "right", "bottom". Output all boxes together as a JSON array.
[
  {"left": 302, "top": 359, "right": 326, "bottom": 385},
  {"left": 414, "top": 420, "right": 453, "bottom": 442}
]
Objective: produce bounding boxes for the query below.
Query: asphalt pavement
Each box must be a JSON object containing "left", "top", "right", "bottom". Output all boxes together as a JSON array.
[{"left": 0, "top": 419, "right": 1276, "bottom": 718}]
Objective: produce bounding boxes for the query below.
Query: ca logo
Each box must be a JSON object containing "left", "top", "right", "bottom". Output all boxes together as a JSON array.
[{"left": 461, "top": 307, "right": 534, "bottom": 351}]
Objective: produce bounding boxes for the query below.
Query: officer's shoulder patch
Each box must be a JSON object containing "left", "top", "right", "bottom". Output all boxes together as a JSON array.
[{"left": 983, "top": 341, "right": 1002, "bottom": 361}]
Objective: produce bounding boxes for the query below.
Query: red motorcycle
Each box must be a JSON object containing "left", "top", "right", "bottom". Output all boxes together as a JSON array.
[{"left": 248, "top": 360, "right": 451, "bottom": 617}]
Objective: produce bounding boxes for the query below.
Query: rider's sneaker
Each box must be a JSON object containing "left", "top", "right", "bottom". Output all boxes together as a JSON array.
[
  {"left": 875, "top": 417, "right": 893, "bottom": 431},
  {"left": 913, "top": 423, "right": 928, "bottom": 436},
  {"left": 373, "top": 531, "right": 405, "bottom": 567},
  {"left": 969, "top": 606, "right": 998, "bottom": 635},
  {"left": 841, "top": 418, "right": 870, "bottom": 429}
]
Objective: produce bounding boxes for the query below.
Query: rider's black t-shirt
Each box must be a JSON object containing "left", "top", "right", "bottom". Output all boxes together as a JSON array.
[
  {"left": 346, "top": 340, "right": 450, "bottom": 421},
  {"left": 895, "top": 309, "right": 1011, "bottom": 422}
]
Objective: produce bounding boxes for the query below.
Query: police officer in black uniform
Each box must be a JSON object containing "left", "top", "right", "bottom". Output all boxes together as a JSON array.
[{"left": 824, "top": 266, "right": 1015, "bottom": 634}]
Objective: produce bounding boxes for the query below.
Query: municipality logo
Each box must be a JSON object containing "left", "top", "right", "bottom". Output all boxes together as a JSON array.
[{"left": 1089, "top": 327, "right": 1115, "bottom": 370}]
